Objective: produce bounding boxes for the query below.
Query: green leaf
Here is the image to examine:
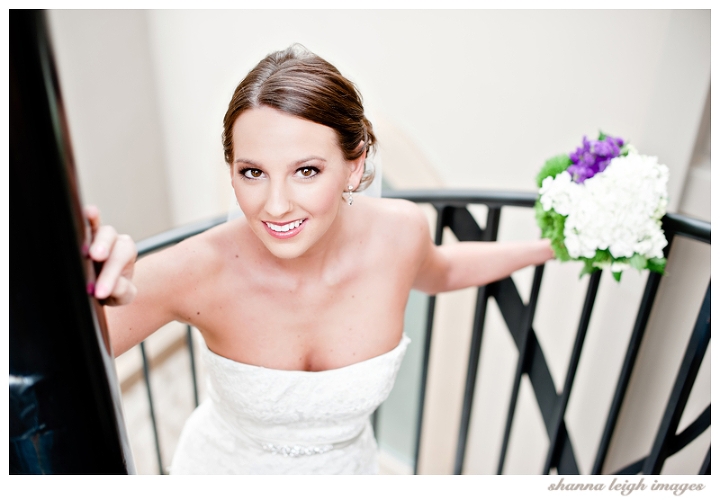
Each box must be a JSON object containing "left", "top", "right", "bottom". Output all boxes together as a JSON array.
[
  {"left": 629, "top": 254, "right": 647, "bottom": 271},
  {"left": 647, "top": 257, "right": 667, "bottom": 274},
  {"left": 578, "top": 258, "right": 595, "bottom": 277},
  {"left": 536, "top": 154, "right": 572, "bottom": 187},
  {"left": 550, "top": 215, "right": 570, "bottom": 261},
  {"left": 598, "top": 131, "right": 607, "bottom": 140},
  {"left": 552, "top": 239, "right": 570, "bottom": 262},
  {"left": 612, "top": 271, "right": 623, "bottom": 282},
  {"left": 535, "top": 203, "right": 570, "bottom": 262},
  {"left": 593, "top": 249, "right": 613, "bottom": 264},
  {"left": 534, "top": 202, "right": 552, "bottom": 237}
]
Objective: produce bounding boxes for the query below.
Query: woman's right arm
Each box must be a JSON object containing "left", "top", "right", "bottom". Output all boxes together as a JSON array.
[
  {"left": 86, "top": 206, "right": 184, "bottom": 357},
  {"left": 102, "top": 252, "right": 185, "bottom": 356}
]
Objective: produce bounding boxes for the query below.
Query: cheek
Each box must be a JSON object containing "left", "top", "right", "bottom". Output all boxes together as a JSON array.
[
  {"left": 233, "top": 182, "right": 262, "bottom": 214},
  {"left": 301, "top": 183, "right": 343, "bottom": 216}
]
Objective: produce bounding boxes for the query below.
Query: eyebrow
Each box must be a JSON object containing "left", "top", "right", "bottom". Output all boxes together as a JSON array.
[
  {"left": 233, "top": 156, "right": 327, "bottom": 167},
  {"left": 292, "top": 156, "right": 327, "bottom": 166},
  {"left": 233, "top": 158, "right": 261, "bottom": 167}
]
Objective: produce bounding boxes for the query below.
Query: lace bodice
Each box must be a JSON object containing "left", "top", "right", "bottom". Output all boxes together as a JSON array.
[{"left": 170, "top": 334, "right": 410, "bottom": 474}]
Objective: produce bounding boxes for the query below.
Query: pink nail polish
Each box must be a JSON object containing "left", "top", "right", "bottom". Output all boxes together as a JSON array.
[
  {"left": 81, "top": 243, "right": 89, "bottom": 257},
  {"left": 87, "top": 282, "right": 95, "bottom": 295}
]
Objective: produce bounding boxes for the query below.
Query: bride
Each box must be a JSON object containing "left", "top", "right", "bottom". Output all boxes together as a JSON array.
[{"left": 86, "top": 45, "right": 554, "bottom": 474}]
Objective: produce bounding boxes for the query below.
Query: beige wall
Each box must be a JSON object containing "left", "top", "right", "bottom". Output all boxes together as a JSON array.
[
  {"left": 47, "top": 9, "right": 710, "bottom": 474},
  {"left": 143, "top": 10, "right": 709, "bottom": 227},
  {"left": 47, "top": 10, "right": 171, "bottom": 240}
]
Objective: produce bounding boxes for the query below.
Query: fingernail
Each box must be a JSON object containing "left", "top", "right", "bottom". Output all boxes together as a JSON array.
[
  {"left": 81, "top": 243, "right": 89, "bottom": 257},
  {"left": 87, "top": 282, "right": 95, "bottom": 295},
  {"left": 95, "top": 284, "right": 108, "bottom": 298},
  {"left": 92, "top": 245, "right": 106, "bottom": 258}
]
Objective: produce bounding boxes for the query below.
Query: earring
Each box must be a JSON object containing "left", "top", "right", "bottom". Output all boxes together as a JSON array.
[{"left": 346, "top": 185, "right": 354, "bottom": 206}]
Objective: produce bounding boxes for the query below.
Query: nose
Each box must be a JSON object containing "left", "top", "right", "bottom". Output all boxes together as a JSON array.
[{"left": 263, "top": 179, "right": 292, "bottom": 218}]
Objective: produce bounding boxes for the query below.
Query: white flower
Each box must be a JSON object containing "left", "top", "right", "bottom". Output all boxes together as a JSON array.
[
  {"left": 611, "top": 262, "right": 630, "bottom": 272},
  {"left": 539, "top": 171, "right": 578, "bottom": 215},
  {"left": 541, "top": 152, "right": 668, "bottom": 262}
]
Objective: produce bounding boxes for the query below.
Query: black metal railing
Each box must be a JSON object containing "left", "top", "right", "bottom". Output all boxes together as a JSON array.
[{"left": 132, "top": 190, "right": 710, "bottom": 475}]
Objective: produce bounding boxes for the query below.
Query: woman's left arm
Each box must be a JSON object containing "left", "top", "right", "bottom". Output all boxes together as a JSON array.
[{"left": 413, "top": 237, "right": 554, "bottom": 296}]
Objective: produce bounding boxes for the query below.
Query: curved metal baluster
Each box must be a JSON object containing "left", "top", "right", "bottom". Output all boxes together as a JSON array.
[{"left": 139, "top": 342, "right": 164, "bottom": 474}]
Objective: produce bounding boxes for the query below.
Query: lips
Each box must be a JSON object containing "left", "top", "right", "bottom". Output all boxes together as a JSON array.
[{"left": 263, "top": 218, "right": 306, "bottom": 239}]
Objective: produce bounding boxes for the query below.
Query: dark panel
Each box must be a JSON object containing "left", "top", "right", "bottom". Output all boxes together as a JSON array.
[{"left": 10, "top": 10, "right": 132, "bottom": 474}]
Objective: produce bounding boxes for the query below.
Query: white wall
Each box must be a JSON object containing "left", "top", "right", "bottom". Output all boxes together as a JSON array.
[
  {"left": 47, "top": 9, "right": 711, "bottom": 475},
  {"left": 47, "top": 10, "right": 172, "bottom": 240},
  {"left": 144, "top": 10, "right": 708, "bottom": 227}
]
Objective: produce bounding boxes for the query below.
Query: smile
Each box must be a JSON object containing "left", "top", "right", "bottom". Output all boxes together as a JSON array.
[
  {"left": 265, "top": 219, "right": 304, "bottom": 232},
  {"left": 263, "top": 218, "right": 307, "bottom": 238}
]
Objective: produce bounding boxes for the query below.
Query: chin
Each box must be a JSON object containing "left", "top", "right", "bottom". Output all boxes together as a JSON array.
[
  {"left": 258, "top": 231, "right": 314, "bottom": 260},
  {"left": 266, "top": 243, "right": 308, "bottom": 260}
]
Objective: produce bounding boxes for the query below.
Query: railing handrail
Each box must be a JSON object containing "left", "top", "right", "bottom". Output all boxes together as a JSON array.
[
  {"left": 384, "top": 188, "right": 538, "bottom": 208},
  {"left": 137, "top": 190, "right": 710, "bottom": 257},
  {"left": 132, "top": 188, "right": 711, "bottom": 475},
  {"left": 136, "top": 214, "right": 228, "bottom": 256}
]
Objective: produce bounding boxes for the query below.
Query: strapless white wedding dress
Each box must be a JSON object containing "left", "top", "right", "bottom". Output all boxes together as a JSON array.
[{"left": 170, "top": 334, "right": 410, "bottom": 474}]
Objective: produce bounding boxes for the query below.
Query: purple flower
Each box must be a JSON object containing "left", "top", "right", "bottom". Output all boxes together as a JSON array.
[{"left": 567, "top": 134, "right": 625, "bottom": 183}]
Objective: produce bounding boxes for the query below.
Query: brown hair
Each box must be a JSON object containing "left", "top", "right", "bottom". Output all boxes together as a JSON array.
[{"left": 222, "top": 45, "right": 376, "bottom": 191}]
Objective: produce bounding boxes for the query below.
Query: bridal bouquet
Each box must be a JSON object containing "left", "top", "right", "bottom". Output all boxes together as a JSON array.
[{"left": 535, "top": 133, "right": 669, "bottom": 281}]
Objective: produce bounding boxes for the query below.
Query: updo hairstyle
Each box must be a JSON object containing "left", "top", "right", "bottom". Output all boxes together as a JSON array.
[{"left": 222, "top": 45, "right": 377, "bottom": 191}]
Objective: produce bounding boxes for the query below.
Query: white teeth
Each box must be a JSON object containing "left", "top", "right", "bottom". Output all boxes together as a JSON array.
[{"left": 266, "top": 219, "right": 303, "bottom": 232}]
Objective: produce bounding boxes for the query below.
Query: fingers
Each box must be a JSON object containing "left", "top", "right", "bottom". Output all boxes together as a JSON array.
[
  {"left": 95, "top": 234, "right": 137, "bottom": 301},
  {"left": 90, "top": 225, "right": 118, "bottom": 262},
  {"left": 83, "top": 205, "right": 138, "bottom": 306},
  {"left": 84, "top": 205, "right": 101, "bottom": 233},
  {"left": 100, "top": 277, "right": 137, "bottom": 306}
]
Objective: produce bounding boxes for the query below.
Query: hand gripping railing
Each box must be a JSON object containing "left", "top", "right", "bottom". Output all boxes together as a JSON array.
[{"left": 133, "top": 190, "right": 710, "bottom": 475}]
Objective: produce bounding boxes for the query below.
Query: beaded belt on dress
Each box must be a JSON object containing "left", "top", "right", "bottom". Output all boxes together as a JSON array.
[{"left": 243, "top": 427, "right": 366, "bottom": 458}]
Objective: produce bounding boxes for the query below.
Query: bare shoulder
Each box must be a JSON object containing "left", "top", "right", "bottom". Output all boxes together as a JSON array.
[
  {"left": 133, "top": 219, "right": 241, "bottom": 306},
  {"left": 360, "top": 196, "right": 431, "bottom": 256},
  {"left": 139, "top": 222, "right": 224, "bottom": 278},
  {"left": 364, "top": 196, "right": 428, "bottom": 230},
  {"left": 106, "top": 218, "right": 251, "bottom": 355}
]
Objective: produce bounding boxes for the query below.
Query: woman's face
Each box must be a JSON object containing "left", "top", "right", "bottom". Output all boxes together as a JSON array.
[{"left": 231, "top": 106, "right": 364, "bottom": 260}]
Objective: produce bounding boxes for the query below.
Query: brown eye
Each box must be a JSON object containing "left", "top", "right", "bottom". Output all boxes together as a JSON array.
[
  {"left": 297, "top": 167, "right": 319, "bottom": 178},
  {"left": 241, "top": 168, "right": 264, "bottom": 179}
]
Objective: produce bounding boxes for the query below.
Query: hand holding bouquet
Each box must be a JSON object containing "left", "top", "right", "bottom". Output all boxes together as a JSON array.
[{"left": 535, "top": 133, "right": 669, "bottom": 281}]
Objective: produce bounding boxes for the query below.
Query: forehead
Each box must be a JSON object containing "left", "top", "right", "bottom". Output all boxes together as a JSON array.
[{"left": 232, "top": 107, "right": 341, "bottom": 162}]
